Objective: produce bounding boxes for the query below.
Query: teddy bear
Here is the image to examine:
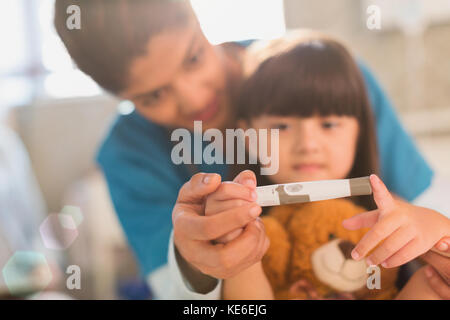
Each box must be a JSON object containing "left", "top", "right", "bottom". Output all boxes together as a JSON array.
[{"left": 261, "top": 198, "right": 399, "bottom": 299}]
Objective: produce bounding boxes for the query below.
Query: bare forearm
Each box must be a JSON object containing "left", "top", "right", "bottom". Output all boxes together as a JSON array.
[
  {"left": 223, "top": 262, "right": 274, "bottom": 300},
  {"left": 174, "top": 244, "right": 219, "bottom": 294}
]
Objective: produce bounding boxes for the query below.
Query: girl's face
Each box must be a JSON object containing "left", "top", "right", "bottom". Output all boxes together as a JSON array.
[{"left": 249, "top": 115, "right": 359, "bottom": 184}]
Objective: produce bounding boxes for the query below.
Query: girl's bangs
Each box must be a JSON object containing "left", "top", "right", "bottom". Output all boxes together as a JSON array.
[{"left": 239, "top": 41, "right": 367, "bottom": 120}]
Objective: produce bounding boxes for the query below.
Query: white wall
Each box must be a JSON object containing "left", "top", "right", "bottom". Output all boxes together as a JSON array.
[{"left": 11, "top": 95, "right": 119, "bottom": 212}]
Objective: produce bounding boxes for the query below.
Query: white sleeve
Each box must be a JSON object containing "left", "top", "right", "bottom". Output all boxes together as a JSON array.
[
  {"left": 412, "top": 174, "right": 450, "bottom": 219},
  {"left": 147, "top": 231, "right": 222, "bottom": 300}
]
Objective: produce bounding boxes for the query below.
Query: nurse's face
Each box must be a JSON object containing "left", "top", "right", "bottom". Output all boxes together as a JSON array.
[{"left": 121, "top": 15, "right": 232, "bottom": 131}]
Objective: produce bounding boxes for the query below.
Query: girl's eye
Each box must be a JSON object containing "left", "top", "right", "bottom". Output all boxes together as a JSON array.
[
  {"left": 322, "top": 121, "right": 339, "bottom": 129},
  {"left": 272, "top": 123, "right": 289, "bottom": 130}
]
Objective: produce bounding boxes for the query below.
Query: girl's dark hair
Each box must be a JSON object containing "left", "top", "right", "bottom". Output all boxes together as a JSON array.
[
  {"left": 234, "top": 33, "right": 379, "bottom": 210},
  {"left": 54, "top": 0, "right": 191, "bottom": 95}
]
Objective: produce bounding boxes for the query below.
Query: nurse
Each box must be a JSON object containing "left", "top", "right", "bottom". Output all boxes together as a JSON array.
[{"left": 54, "top": 0, "right": 448, "bottom": 299}]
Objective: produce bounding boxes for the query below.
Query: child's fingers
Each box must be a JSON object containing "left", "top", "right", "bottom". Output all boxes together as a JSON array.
[
  {"left": 233, "top": 170, "right": 257, "bottom": 188},
  {"left": 211, "top": 182, "right": 257, "bottom": 202},
  {"left": 370, "top": 174, "right": 396, "bottom": 216},
  {"left": 220, "top": 219, "right": 267, "bottom": 269},
  {"left": 254, "top": 218, "right": 270, "bottom": 262},
  {"left": 365, "top": 226, "right": 415, "bottom": 266},
  {"left": 351, "top": 212, "right": 402, "bottom": 261},
  {"left": 434, "top": 237, "right": 450, "bottom": 253},
  {"left": 342, "top": 209, "right": 380, "bottom": 230},
  {"left": 178, "top": 203, "right": 262, "bottom": 241},
  {"left": 204, "top": 220, "right": 264, "bottom": 277},
  {"left": 207, "top": 199, "right": 253, "bottom": 216},
  {"left": 205, "top": 182, "right": 257, "bottom": 216},
  {"left": 215, "top": 229, "right": 243, "bottom": 244},
  {"left": 380, "top": 237, "right": 423, "bottom": 268}
]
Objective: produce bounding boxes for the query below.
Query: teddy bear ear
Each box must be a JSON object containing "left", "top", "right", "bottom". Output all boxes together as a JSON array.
[{"left": 261, "top": 216, "right": 291, "bottom": 290}]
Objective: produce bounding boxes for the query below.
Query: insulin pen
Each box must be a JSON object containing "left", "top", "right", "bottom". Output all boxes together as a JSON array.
[{"left": 255, "top": 176, "right": 372, "bottom": 207}]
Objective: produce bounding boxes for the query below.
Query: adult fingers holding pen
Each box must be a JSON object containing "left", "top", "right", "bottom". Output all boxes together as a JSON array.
[
  {"left": 172, "top": 171, "right": 266, "bottom": 291},
  {"left": 396, "top": 245, "right": 450, "bottom": 300},
  {"left": 424, "top": 266, "right": 450, "bottom": 299},
  {"left": 422, "top": 242, "right": 450, "bottom": 300}
]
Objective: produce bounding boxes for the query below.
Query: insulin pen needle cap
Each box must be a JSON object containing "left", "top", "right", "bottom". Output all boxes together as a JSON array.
[{"left": 349, "top": 176, "right": 372, "bottom": 196}]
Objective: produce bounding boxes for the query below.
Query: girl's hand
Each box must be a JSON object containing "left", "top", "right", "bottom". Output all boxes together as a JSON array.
[
  {"left": 342, "top": 174, "right": 450, "bottom": 268},
  {"left": 204, "top": 170, "right": 262, "bottom": 243}
]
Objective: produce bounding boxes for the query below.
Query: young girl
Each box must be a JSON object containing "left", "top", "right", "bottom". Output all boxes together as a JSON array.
[{"left": 204, "top": 31, "right": 450, "bottom": 299}]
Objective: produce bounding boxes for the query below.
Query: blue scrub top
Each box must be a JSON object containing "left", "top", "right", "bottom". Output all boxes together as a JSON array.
[{"left": 96, "top": 60, "right": 433, "bottom": 277}]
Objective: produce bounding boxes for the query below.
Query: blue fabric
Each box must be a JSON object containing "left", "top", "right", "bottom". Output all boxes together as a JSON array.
[
  {"left": 97, "top": 62, "right": 433, "bottom": 276},
  {"left": 358, "top": 62, "right": 433, "bottom": 200}
]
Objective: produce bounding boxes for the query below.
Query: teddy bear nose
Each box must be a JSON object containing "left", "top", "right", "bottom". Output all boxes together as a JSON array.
[{"left": 338, "top": 240, "right": 356, "bottom": 260}]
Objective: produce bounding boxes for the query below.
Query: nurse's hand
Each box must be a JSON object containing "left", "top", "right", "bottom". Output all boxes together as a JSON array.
[
  {"left": 422, "top": 244, "right": 450, "bottom": 299},
  {"left": 172, "top": 171, "right": 266, "bottom": 292}
]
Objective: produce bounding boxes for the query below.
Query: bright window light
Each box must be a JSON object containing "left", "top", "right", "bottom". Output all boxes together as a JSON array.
[
  {"left": 0, "top": 0, "right": 27, "bottom": 74},
  {"left": 39, "top": 0, "right": 74, "bottom": 72},
  {"left": 190, "top": 0, "right": 286, "bottom": 45},
  {"left": 43, "top": 70, "right": 102, "bottom": 99}
]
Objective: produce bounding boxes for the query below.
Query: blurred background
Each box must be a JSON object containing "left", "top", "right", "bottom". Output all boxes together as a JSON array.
[{"left": 0, "top": 0, "right": 449, "bottom": 299}]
